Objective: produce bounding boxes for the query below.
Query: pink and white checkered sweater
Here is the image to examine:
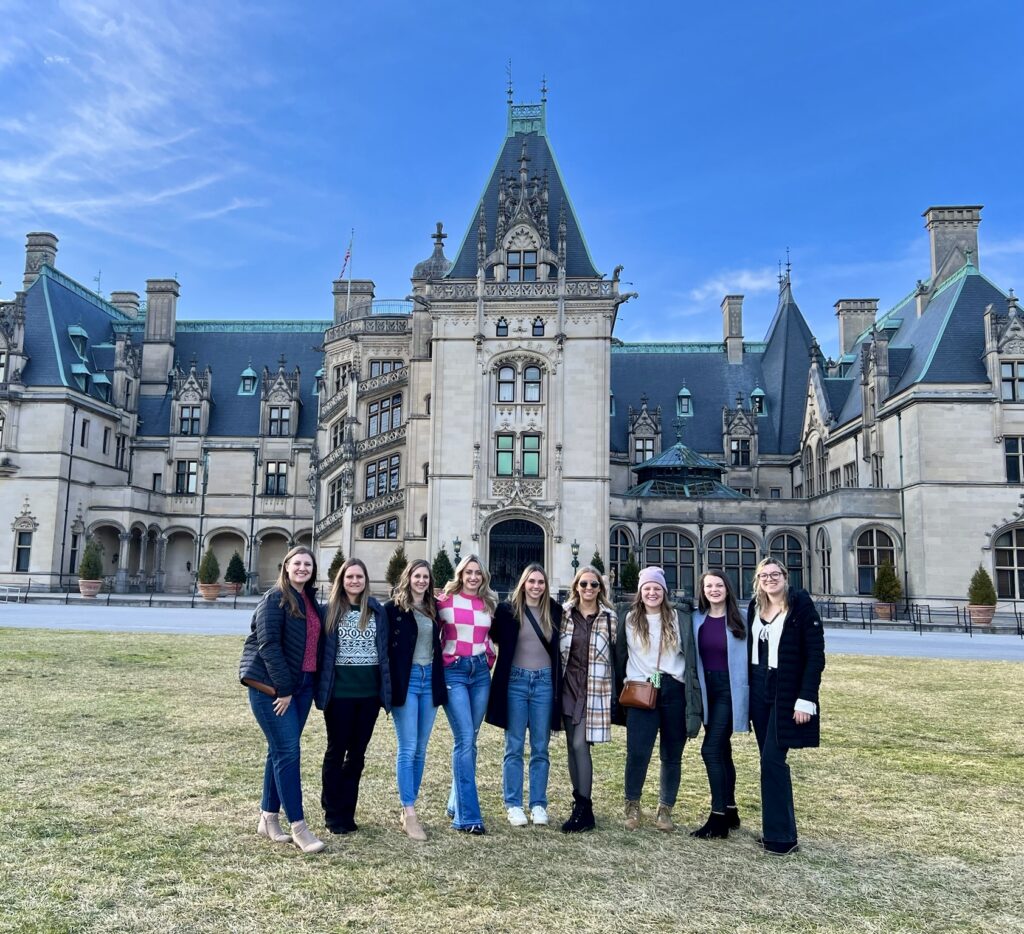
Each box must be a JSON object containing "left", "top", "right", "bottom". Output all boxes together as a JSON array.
[{"left": 437, "top": 593, "right": 495, "bottom": 668}]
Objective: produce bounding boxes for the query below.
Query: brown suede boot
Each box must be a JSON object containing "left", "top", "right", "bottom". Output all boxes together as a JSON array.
[
  {"left": 401, "top": 808, "right": 427, "bottom": 842},
  {"left": 624, "top": 800, "right": 641, "bottom": 831},
  {"left": 655, "top": 804, "right": 675, "bottom": 833}
]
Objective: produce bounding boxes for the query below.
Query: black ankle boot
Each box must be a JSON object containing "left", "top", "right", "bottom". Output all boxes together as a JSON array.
[
  {"left": 561, "top": 791, "right": 584, "bottom": 833},
  {"left": 690, "top": 811, "right": 729, "bottom": 839},
  {"left": 576, "top": 796, "right": 596, "bottom": 832},
  {"left": 725, "top": 805, "right": 741, "bottom": 830}
]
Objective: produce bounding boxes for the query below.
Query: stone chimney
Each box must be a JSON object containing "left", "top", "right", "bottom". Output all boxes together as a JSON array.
[
  {"left": 109, "top": 290, "right": 141, "bottom": 319},
  {"left": 141, "top": 279, "right": 179, "bottom": 389},
  {"left": 23, "top": 232, "right": 58, "bottom": 288},
  {"left": 924, "top": 205, "right": 982, "bottom": 285},
  {"left": 835, "top": 299, "right": 878, "bottom": 354},
  {"left": 332, "top": 278, "right": 375, "bottom": 324},
  {"left": 721, "top": 294, "right": 744, "bottom": 364}
]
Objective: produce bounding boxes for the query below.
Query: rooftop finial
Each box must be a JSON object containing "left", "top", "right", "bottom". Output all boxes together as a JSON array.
[
  {"left": 432, "top": 221, "right": 447, "bottom": 251},
  {"left": 506, "top": 60, "right": 513, "bottom": 104},
  {"left": 673, "top": 417, "right": 684, "bottom": 443},
  {"left": 278, "top": 352, "right": 286, "bottom": 371},
  {"left": 540, "top": 74, "right": 547, "bottom": 103},
  {"left": 778, "top": 260, "right": 784, "bottom": 289},
  {"left": 785, "top": 247, "right": 792, "bottom": 281}
]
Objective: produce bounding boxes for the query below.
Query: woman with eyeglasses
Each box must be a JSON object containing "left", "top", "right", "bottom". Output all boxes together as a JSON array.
[
  {"left": 486, "top": 563, "right": 562, "bottom": 828},
  {"left": 559, "top": 566, "right": 617, "bottom": 833},
  {"left": 613, "top": 567, "right": 702, "bottom": 833},
  {"left": 438, "top": 554, "right": 498, "bottom": 834},
  {"left": 690, "top": 570, "right": 749, "bottom": 839},
  {"left": 747, "top": 557, "right": 825, "bottom": 855}
]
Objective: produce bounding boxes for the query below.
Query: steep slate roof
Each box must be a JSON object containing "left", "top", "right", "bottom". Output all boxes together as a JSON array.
[
  {"left": 21, "top": 266, "right": 132, "bottom": 398},
  {"left": 137, "top": 322, "right": 330, "bottom": 439},
  {"left": 610, "top": 281, "right": 815, "bottom": 458},
  {"left": 447, "top": 102, "right": 600, "bottom": 279},
  {"left": 832, "top": 262, "right": 1006, "bottom": 427}
]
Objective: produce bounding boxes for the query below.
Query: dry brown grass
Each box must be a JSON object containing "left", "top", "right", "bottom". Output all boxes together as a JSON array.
[{"left": 2, "top": 629, "right": 1022, "bottom": 933}]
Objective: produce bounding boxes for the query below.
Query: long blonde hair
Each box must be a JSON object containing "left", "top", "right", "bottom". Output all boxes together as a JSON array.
[
  {"left": 392, "top": 558, "right": 437, "bottom": 621},
  {"left": 326, "top": 557, "right": 373, "bottom": 632},
  {"left": 566, "top": 565, "right": 614, "bottom": 614},
  {"left": 275, "top": 545, "right": 319, "bottom": 618},
  {"left": 626, "top": 581, "right": 679, "bottom": 654},
  {"left": 510, "top": 562, "right": 552, "bottom": 639},
  {"left": 443, "top": 553, "right": 498, "bottom": 615},
  {"left": 753, "top": 556, "right": 789, "bottom": 619}
]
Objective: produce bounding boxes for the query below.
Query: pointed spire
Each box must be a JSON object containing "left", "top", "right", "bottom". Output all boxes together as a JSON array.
[
  {"left": 506, "top": 60, "right": 513, "bottom": 104},
  {"left": 540, "top": 75, "right": 547, "bottom": 103},
  {"left": 477, "top": 203, "right": 487, "bottom": 267},
  {"left": 557, "top": 200, "right": 567, "bottom": 266}
]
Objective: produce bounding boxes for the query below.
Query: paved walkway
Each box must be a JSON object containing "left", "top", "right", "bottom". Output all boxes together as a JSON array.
[{"left": 2, "top": 604, "right": 1022, "bottom": 661}]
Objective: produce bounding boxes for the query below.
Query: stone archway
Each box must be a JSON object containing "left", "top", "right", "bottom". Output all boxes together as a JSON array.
[{"left": 488, "top": 518, "right": 545, "bottom": 596}]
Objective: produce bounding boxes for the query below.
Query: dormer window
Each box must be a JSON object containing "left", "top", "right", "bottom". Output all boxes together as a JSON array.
[
  {"left": 532, "top": 317, "right": 545, "bottom": 337},
  {"left": 1002, "top": 361, "right": 1024, "bottom": 401},
  {"left": 67, "top": 325, "right": 89, "bottom": 360},
  {"left": 178, "top": 405, "right": 201, "bottom": 436},
  {"left": 238, "top": 364, "right": 258, "bottom": 395},
  {"left": 676, "top": 387, "right": 692, "bottom": 417},
  {"left": 314, "top": 367, "right": 324, "bottom": 396},
  {"left": 269, "top": 405, "right": 291, "bottom": 437},
  {"left": 496, "top": 317, "right": 509, "bottom": 337},
  {"left": 507, "top": 251, "right": 537, "bottom": 283},
  {"left": 750, "top": 388, "right": 766, "bottom": 415}
]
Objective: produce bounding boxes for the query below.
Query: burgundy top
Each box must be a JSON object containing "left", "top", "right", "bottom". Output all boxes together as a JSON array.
[
  {"left": 698, "top": 615, "right": 728, "bottom": 672},
  {"left": 301, "top": 595, "right": 320, "bottom": 673}
]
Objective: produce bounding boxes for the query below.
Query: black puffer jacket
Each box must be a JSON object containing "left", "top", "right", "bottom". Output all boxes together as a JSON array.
[{"left": 238, "top": 586, "right": 322, "bottom": 697}]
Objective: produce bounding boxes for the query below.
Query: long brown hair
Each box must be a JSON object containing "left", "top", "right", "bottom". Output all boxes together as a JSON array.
[
  {"left": 697, "top": 569, "right": 746, "bottom": 638},
  {"left": 566, "top": 565, "right": 614, "bottom": 614},
  {"left": 752, "top": 557, "right": 789, "bottom": 619},
  {"left": 626, "top": 577, "right": 679, "bottom": 654},
  {"left": 326, "top": 557, "right": 373, "bottom": 632},
  {"left": 510, "top": 562, "right": 552, "bottom": 639},
  {"left": 392, "top": 558, "right": 437, "bottom": 621},
  {"left": 275, "top": 545, "right": 319, "bottom": 618},
  {"left": 443, "top": 553, "right": 498, "bottom": 615}
]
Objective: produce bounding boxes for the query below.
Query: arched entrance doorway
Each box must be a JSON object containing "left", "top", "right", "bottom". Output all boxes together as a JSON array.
[{"left": 488, "top": 518, "right": 545, "bottom": 595}]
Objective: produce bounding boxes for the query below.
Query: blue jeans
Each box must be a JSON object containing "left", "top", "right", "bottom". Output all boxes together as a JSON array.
[
  {"left": 503, "top": 666, "right": 553, "bottom": 809},
  {"left": 443, "top": 654, "right": 491, "bottom": 828},
  {"left": 248, "top": 672, "right": 314, "bottom": 821},
  {"left": 392, "top": 663, "right": 440, "bottom": 807}
]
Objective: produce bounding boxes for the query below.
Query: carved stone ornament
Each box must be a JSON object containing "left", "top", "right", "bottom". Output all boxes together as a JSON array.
[
  {"left": 11, "top": 497, "right": 38, "bottom": 532},
  {"left": 490, "top": 474, "right": 544, "bottom": 509},
  {"left": 485, "top": 348, "right": 553, "bottom": 373}
]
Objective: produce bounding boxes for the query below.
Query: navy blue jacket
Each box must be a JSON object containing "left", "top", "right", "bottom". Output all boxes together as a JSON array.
[
  {"left": 746, "top": 588, "right": 825, "bottom": 749},
  {"left": 238, "top": 586, "right": 323, "bottom": 697},
  {"left": 485, "top": 599, "right": 563, "bottom": 731},
  {"left": 315, "top": 596, "right": 392, "bottom": 713},
  {"left": 384, "top": 599, "right": 447, "bottom": 708}
]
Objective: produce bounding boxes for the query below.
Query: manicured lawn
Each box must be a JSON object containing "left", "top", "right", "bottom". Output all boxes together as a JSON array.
[{"left": 2, "top": 629, "right": 1022, "bottom": 933}]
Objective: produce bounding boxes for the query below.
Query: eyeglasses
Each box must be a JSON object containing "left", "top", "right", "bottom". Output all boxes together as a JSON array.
[
  {"left": 757, "top": 572, "right": 784, "bottom": 581},
  {"left": 578, "top": 581, "right": 601, "bottom": 589}
]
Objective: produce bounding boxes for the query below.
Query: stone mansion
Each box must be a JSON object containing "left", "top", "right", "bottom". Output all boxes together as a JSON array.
[{"left": 2, "top": 97, "right": 1023, "bottom": 603}]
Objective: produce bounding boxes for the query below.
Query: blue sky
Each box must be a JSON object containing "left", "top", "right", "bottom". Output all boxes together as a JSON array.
[{"left": 2, "top": 1, "right": 1022, "bottom": 355}]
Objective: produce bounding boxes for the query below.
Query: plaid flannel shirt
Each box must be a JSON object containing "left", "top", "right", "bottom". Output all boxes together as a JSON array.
[{"left": 560, "top": 601, "right": 617, "bottom": 743}]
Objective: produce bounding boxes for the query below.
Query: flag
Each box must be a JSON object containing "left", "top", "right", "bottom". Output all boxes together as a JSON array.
[{"left": 339, "top": 231, "right": 353, "bottom": 278}]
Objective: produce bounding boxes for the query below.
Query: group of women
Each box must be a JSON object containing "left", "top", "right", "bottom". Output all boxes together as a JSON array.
[{"left": 239, "top": 545, "right": 825, "bottom": 856}]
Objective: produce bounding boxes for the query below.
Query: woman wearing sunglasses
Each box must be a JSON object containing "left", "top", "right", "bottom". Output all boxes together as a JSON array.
[
  {"left": 558, "top": 566, "right": 617, "bottom": 832},
  {"left": 747, "top": 557, "right": 825, "bottom": 855}
]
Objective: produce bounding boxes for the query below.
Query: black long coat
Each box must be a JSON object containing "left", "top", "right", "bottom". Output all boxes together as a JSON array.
[
  {"left": 384, "top": 599, "right": 448, "bottom": 708},
  {"left": 485, "top": 598, "right": 563, "bottom": 731},
  {"left": 746, "top": 588, "right": 825, "bottom": 749}
]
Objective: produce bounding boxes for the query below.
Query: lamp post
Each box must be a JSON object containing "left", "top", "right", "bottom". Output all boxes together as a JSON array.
[
  {"left": 570, "top": 538, "right": 580, "bottom": 577},
  {"left": 453, "top": 535, "right": 462, "bottom": 563},
  {"left": 634, "top": 505, "right": 644, "bottom": 557}
]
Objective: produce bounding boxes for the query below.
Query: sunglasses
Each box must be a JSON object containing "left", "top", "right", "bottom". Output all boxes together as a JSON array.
[{"left": 578, "top": 581, "right": 601, "bottom": 589}]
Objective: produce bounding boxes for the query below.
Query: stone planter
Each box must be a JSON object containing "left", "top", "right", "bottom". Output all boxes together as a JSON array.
[
  {"left": 78, "top": 579, "right": 102, "bottom": 599},
  {"left": 198, "top": 582, "right": 221, "bottom": 601},
  {"left": 222, "top": 582, "right": 242, "bottom": 596},
  {"left": 967, "top": 604, "right": 995, "bottom": 626},
  {"left": 873, "top": 602, "right": 895, "bottom": 620}
]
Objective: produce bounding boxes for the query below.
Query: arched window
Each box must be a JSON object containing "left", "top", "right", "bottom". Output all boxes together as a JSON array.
[
  {"left": 769, "top": 533, "right": 804, "bottom": 591},
  {"left": 497, "top": 366, "right": 515, "bottom": 403},
  {"left": 523, "top": 366, "right": 542, "bottom": 403},
  {"left": 609, "top": 527, "right": 633, "bottom": 589},
  {"left": 815, "top": 529, "right": 832, "bottom": 595},
  {"left": 815, "top": 440, "right": 827, "bottom": 497},
  {"left": 856, "top": 528, "right": 896, "bottom": 595},
  {"left": 644, "top": 530, "right": 696, "bottom": 596},
  {"left": 706, "top": 531, "right": 759, "bottom": 599},
  {"left": 803, "top": 446, "right": 815, "bottom": 497},
  {"left": 496, "top": 317, "right": 508, "bottom": 337},
  {"left": 532, "top": 317, "right": 545, "bottom": 337},
  {"left": 994, "top": 527, "right": 1024, "bottom": 598}
]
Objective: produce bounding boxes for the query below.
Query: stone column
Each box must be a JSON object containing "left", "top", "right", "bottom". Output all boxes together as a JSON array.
[
  {"left": 115, "top": 532, "right": 131, "bottom": 592},
  {"left": 138, "top": 534, "right": 149, "bottom": 580},
  {"left": 154, "top": 535, "right": 167, "bottom": 592},
  {"left": 249, "top": 537, "right": 262, "bottom": 593}
]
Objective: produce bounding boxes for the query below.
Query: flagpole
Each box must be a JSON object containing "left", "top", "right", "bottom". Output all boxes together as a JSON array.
[{"left": 345, "top": 228, "right": 354, "bottom": 316}]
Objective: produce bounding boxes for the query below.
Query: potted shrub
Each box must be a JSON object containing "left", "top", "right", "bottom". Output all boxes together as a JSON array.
[
  {"left": 197, "top": 548, "right": 221, "bottom": 601},
  {"left": 77, "top": 540, "right": 104, "bottom": 598},
  {"left": 967, "top": 565, "right": 997, "bottom": 625},
  {"left": 872, "top": 560, "right": 901, "bottom": 620},
  {"left": 223, "top": 551, "right": 247, "bottom": 596}
]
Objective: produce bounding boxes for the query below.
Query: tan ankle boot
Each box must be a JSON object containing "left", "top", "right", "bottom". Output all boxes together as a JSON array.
[
  {"left": 401, "top": 808, "right": 427, "bottom": 842},
  {"left": 257, "top": 810, "right": 291, "bottom": 843},
  {"left": 624, "top": 800, "right": 641, "bottom": 831},
  {"left": 655, "top": 804, "right": 675, "bottom": 832},
  {"left": 290, "top": 819, "right": 326, "bottom": 853}
]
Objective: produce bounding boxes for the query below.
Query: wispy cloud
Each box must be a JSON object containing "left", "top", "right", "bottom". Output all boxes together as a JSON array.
[
  {"left": 189, "top": 197, "right": 267, "bottom": 222},
  {"left": 688, "top": 266, "right": 778, "bottom": 303}
]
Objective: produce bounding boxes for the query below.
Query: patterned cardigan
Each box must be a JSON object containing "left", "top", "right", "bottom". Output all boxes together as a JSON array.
[{"left": 560, "top": 601, "right": 617, "bottom": 744}]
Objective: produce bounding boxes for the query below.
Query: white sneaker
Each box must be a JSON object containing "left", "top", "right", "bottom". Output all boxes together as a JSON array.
[
  {"left": 530, "top": 805, "right": 549, "bottom": 826},
  {"left": 506, "top": 806, "right": 528, "bottom": 827}
]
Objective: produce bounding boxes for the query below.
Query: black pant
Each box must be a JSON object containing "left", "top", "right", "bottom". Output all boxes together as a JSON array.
[
  {"left": 700, "top": 669, "right": 737, "bottom": 813},
  {"left": 624, "top": 676, "right": 687, "bottom": 806},
  {"left": 321, "top": 695, "right": 380, "bottom": 829},
  {"left": 749, "top": 662, "right": 797, "bottom": 844},
  {"left": 563, "top": 715, "right": 593, "bottom": 798}
]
